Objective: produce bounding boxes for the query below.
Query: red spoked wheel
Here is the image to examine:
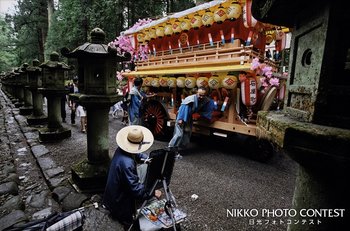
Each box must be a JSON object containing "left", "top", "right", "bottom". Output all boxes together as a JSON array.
[{"left": 141, "top": 99, "right": 169, "bottom": 140}]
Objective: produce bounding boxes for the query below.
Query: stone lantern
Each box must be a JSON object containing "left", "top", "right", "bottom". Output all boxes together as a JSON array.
[
  {"left": 0, "top": 72, "right": 9, "bottom": 95},
  {"left": 26, "top": 59, "right": 47, "bottom": 125},
  {"left": 2, "top": 72, "right": 13, "bottom": 101},
  {"left": 3, "top": 71, "right": 16, "bottom": 102},
  {"left": 38, "top": 52, "right": 71, "bottom": 142},
  {"left": 253, "top": 1, "right": 350, "bottom": 230},
  {"left": 62, "top": 28, "right": 131, "bottom": 192},
  {"left": 19, "top": 63, "right": 33, "bottom": 115},
  {"left": 13, "top": 68, "right": 25, "bottom": 108}
]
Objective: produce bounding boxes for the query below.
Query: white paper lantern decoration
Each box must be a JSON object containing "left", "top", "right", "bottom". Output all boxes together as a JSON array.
[
  {"left": 185, "top": 77, "right": 196, "bottom": 88},
  {"left": 180, "top": 17, "right": 191, "bottom": 32},
  {"left": 137, "top": 33, "right": 144, "bottom": 43},
  {"left": 196, "top": 77, "right": 209, "bottom": 88},
  {"left": 191, "top": 13, "right": 203, "bottom": 30},
  {"left": 208, "top": 76, "right": 221, "bottom": 89},
  {"left": 144, "top": 30, "right": 151, "bottom": 42},
  {"left": 164, "top": 23, "right": 173, "bottom": 36},
  {"left": 226, "top": 0, "right": 242, "bottom": 21},
  {"left": 214, "top": 5, "right": 227, "bottom": 24},
  {"left": 156, "top": 25, "right": 165, "bottom": 38},
  {"left": 167, "top": 77, "right": 176, "bottom": 88},
  {"left": 143, "top": 77, "right": 153, "bottom": 86},
  {"left": 202, "top": 9, "right": 214, "bottom": 27},
  {"left": 151, "top": 78, "right": 160, "bottom": 87},
  {"left": 177, "top": 77, "right": 186, "bottom": 88},
  {"left": 149, "top": 28, "right": 157, "bottom": 40},
  {"left": 241, "top": 76, "right": 258, "bottom": 106},
  {"left": 172, "top": 19, "right": 182, "bottom": 34},
  {"left": 159, "top": 77, "right": 168, "bottom": 87},
  {"left": 222, "top": 75, "right": 238, "bottom": 89}
]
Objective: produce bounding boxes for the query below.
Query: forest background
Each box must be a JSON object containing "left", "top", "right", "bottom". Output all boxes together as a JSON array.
[{"left": 0, "top": 0, "right": 203, "bottom": 73}]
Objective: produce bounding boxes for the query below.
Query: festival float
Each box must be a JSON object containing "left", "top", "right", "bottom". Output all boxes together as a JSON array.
[{"left": 113, "top": 0, "right": 291, "bottom": 160}]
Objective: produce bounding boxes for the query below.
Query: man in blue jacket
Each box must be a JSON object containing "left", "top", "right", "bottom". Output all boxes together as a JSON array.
[
  {"left": 103, "top": 125, "right": 161, "bottom": 230},
  {"left": 127, "top": 77, "right": 146, "bottom": 125},
  {"left": 168, "top": 87, "right": 209, "bottom": 149}
]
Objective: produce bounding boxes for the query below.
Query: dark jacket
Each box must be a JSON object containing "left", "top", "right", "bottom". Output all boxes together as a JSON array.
[{"left": 103, "top": 148, "right": 151, "bottom": 225}]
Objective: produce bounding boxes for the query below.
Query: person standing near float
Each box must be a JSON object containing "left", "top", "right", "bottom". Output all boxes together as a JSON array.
[
  {"left": 127, "top": 77, "right": 146, "bottom": 125},
  {"left": 127, "top": 77, "right": 156, "bottom": 125},
  {"left": 168, "top": 87, "right": 209, "bottom": 149}
]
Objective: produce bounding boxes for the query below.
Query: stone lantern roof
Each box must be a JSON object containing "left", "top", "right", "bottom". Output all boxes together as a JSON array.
[
  {"left": 251, "top": 0, "right": 320, "bottom": 27},
  {"left": 20, "top": 63, "right": 29, "bottom": 72},
  {"left": 61, "top": 27, "right": 131, "bottom": 61},
  {"left": 26, "top": 59, "right": 42, "bottom": 72},
  {"left": 40, "top": 52, "right": 71, "bottom": 70}
]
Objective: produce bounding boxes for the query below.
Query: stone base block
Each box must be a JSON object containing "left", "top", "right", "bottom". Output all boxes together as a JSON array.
[
  {"left": 38, "top": 127, "right": 71, "bottom": 142},
  {"left": 19, "top": 106, "right": 33, "bottom": 115},
  {"left": 27, "top": 115, "right": 48, "bottom": 125},
  {"left": 71, "top": 159, "right": 109, "bottom": 193}
]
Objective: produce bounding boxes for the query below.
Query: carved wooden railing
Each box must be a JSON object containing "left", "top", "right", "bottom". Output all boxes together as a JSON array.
[{"left": 133, "top": 41, "right": 278, "bottom": 71}]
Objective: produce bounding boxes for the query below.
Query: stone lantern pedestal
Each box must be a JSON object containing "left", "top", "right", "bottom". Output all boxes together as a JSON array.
[
  {"left": 62, "top": 28, "right": 131, "bottom": 192},
  {"left": 70, "top": 95, "right": 120, "bottom": 192},
  {"left": 26, "top": 59, "right": 47, "bottom": 125},
  {"left": 38, "top": 52, "right": 71, "bottom": 142},
  {"left": 253, "top": 1, "right": 350, "bottom": 230},
  {"left": 19, "top": 63, "right": 33, "bottom": 115}
]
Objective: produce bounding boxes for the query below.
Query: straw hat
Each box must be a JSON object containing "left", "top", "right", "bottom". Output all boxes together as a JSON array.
[{"left": 116, "top": 125, "right": 154, "bottom": 154}]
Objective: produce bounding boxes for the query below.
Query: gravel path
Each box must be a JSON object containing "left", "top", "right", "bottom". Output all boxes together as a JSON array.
[{"left": 44, "top": 108, "right": 297, "bottom": 231}]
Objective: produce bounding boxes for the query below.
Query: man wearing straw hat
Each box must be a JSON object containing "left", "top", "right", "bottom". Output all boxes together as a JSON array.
[{"left": 103, "top": 125, "right": 162, "bottom": 230}]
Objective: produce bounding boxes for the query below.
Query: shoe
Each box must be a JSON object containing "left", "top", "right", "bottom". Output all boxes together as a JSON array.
[{"left": 175, "top": 153, "right": 183, "bottom": 160}]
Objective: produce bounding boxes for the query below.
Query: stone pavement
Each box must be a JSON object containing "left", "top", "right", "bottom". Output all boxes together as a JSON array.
[{"left": 0, "top": 89, "right": 123, "bottom": 230}]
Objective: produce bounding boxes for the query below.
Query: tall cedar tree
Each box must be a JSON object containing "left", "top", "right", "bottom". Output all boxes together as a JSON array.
[{"left": 13, "top": 0, "right": 48, "bottom": 63}]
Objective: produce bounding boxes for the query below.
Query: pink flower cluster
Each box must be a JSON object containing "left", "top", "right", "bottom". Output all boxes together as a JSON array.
[
  {"left": 116, "top": 71, "right": 124, "bottom": 81},
  {"left": 109, "top": 18, "right": 153, "bottom": 61},
  {"left": 250, "top": 58, "right": 280, "bottom": 89}
]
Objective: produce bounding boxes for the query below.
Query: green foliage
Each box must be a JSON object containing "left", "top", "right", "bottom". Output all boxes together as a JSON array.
[
  {"left": 45, "top": 0, "right": 87, "bottom": 56},
  {"left": 2, "top": 0, "right": 196, "bottom": 71},
  {"left": 166, "top": 0, "right": 196, "bottom": 14},
  {"left": 12, "top": 0, "right": 48, "bottom": 63},
  {"left": 0, "top": 16, "right": 17, "bottom": 72}
]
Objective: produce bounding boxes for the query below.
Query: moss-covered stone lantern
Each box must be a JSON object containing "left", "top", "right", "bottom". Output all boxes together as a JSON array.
[
  {"left": 26, "top": 59, "right": 47, "bottom": 125},
  {"left": 61, "top": 28, "right": 131, "bottom": 192},
  {"left": 253, "top": 1, "right": 350, "bottom": 230},
  {"left": 13, "top": 68, "right": 25, "bottom": 108},
  {"left": 3, "top": 71, "right": 16, "bottom": 102},
  {"left": 0, "top": 72, "right": 10, "bottom": 96},
  {"left": 38, "top": 52, "right": 71, "bottom": 142},
  {"left": 19, "top": 63, "right": 33, "bottom": 115}
]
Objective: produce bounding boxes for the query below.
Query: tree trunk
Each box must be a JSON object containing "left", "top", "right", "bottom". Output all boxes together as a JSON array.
[
  {"left": 39, "top": 0, "right": 49, "bottom": 62},
  {"left": 47, "top": 0, "right": 54, "bottom": 30}
]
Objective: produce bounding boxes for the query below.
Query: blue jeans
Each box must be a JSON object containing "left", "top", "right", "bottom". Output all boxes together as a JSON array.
[
  {"left": 129, "top": 115, "right": 141, "bottom": 125},
  {"left": 168, "top": 123, "right": 184, "bottom": 148}
]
